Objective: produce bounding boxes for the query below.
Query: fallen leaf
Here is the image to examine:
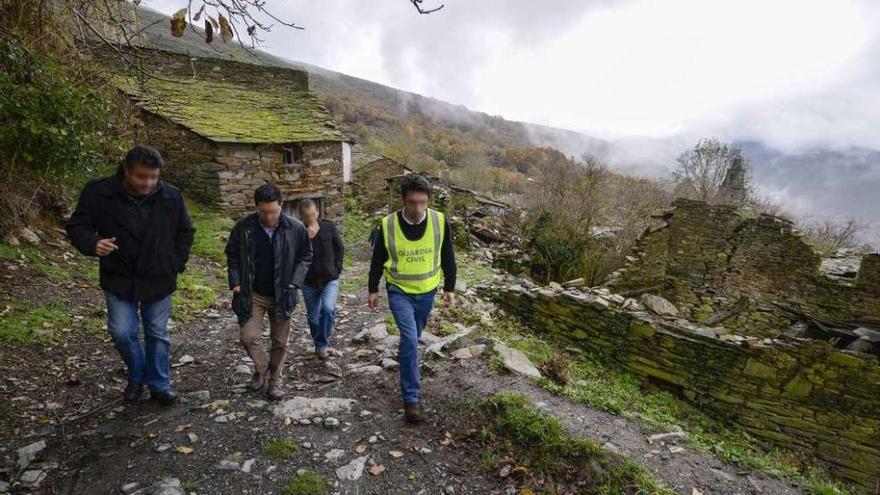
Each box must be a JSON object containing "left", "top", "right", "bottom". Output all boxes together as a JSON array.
[
  {"left": 176, "top": 445, "right": 194, "bottom": 454},
  {"left": 389, "top": 450, "right": 404, "bottom": 458},
  {"left": 369, "top": 464, "right": 385, "bottom": 476},
  {"left": 356, "top": 444, "right": 367, "bottom": 454},
  {"left": 174, "top": 424, "right": 192, "bottom": 432},
  {"left": 692, "top": 489, "right": 703, "bottom": 495},
  {"left": 511, "top": 466, "right": 529, "bottom": 476}
]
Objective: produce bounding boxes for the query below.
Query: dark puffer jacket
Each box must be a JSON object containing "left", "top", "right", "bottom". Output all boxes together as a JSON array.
[{"left": 225, "top": 213, "right": 313, "bottom": 324}]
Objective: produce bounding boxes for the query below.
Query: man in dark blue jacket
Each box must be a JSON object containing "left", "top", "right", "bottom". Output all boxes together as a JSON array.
[
  {"left": 225, "top": 184, "right": 312, "bottom": 400},
  {"left": 66, "top": 145, "right": 195, "bottom": 405}
]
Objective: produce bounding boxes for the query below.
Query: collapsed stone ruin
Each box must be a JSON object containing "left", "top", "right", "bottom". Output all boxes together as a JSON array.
[
  {"left": 479, "top": 198, "right": 880, "bottom": 488},
  {"left": 607, "top": 198, "right": 880, "bottom": 354}
]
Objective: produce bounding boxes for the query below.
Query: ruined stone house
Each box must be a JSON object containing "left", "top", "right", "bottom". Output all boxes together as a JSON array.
[
  {"left": 113, "top": 51, "right": 351, "bottom": 220},
  {"left": 351, "top": 152, "right": 412, "bottom": 213},
  {"left": 607, "top": 198, "right": 880, "bottom": 337}
]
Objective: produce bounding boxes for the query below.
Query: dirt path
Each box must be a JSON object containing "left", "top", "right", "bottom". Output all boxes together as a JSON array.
[{"left": 1, "top": 248, "right": 808, "bottom": 494}]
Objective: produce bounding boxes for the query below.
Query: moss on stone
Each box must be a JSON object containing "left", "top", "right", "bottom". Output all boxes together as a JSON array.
[{"left": 114, "top": 76, "right": 346, "bottom": 143}]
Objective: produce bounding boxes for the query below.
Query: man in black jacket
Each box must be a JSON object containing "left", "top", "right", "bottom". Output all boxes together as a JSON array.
[
  {"left": 225, "top": 184, "right": 312, "bottom": 400},
  {"left": 66, "top": 146, "right": 195, "bottom": 405}
]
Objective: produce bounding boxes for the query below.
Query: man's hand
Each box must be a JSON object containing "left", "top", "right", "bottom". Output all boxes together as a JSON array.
[
  {"left": 368, "top": 292, "right": 380, "bottom": 310},
  {"left": 442, "top": 291, "right": 455, "bottom": 305},
  {"left": 232, "top": 285, "right": 241, "bottom": 293},
  {"left": 94, "top": 237, "right": 118, "bottom": 257}
]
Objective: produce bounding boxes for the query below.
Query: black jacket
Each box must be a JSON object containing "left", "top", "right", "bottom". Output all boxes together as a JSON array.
[
  {"left": 304, "top": 219, "right": 344, "bottom": 287},
  {"left": 225, "top": 213, "right": 313, "bottom": 324},
  {"left": 66, "top": 168, "right": 195, "bottom": 303}
]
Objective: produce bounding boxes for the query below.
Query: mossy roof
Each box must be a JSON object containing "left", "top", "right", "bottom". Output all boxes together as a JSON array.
[{"left": 114, "top": 76, "right": 346, "bottom": 143}]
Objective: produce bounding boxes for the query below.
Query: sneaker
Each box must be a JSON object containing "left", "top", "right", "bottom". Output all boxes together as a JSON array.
[
  {"left": 403, "top": 402, "right": 427, "bottom": 424},
  {"left": 123, "top": 383, "right": 144, "bottom": 402},
  {"left": 150, "top": 389, "right": 178, "bottom": 406}
]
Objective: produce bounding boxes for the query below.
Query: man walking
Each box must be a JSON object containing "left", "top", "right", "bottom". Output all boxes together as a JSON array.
[
  {"left": 66, "top": 145, "right": 194, "bottom": 405},
  {"left": 225, "top": 184, "right": 312, "bottom": 400},
  {"left": 368, "top": 174, "right": 456, "bottom": 423},
  {"left": 298, "top": 199, "right": 344, "bottom": 360}
]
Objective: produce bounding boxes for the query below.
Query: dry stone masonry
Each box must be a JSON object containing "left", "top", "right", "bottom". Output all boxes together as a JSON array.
[
  {"left": 480, "top": 275, "right": 880, "bottom": 488},
  {"left": 607, "top": 198, "right": 880, "bottom": 337},
  {"left": 111, "top": 49, "right": 349, "bottom": 220}
]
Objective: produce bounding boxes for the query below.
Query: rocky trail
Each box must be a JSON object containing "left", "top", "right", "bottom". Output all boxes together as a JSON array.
[{"left": 0, "top": 237, "right": 812, "bottom": 495}]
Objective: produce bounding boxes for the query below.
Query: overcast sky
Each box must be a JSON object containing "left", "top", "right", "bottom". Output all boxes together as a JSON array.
[
  {"left": 143, "top": 0, "right": 880, "bottom": 243},
  {"left": 145, "top": 0, "right": 879, "bottom": 149}
]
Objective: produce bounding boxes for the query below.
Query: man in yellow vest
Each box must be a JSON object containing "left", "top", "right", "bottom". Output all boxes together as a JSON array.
[{"left": 368, "top": 174, "right": 457, "bottom": 424}]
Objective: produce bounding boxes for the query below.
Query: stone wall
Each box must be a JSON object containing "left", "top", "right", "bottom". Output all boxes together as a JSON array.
[
  {"left": 482, "top": 281, "right": 880, "bottom": 488},
  {"left": 608, "top": 198, "right": 880, "bottom": 336},
  {"left": 136, "top": 112, "right": 344, "bottom": 220},
  {"left": 353, "top": 159, "right": 410, "bottom": 213},
  {"left": 137, "top": 112, "right": 220, "bottom": 204},
  {"left": 213, "top": 141, "right": 344, "bottom": 220}
]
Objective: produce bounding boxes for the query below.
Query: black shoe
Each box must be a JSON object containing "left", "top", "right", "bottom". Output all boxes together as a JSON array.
[
  {"left": 248, "top": 372, "right": 267, "bottom": 392},
  {"left": 403, "top": 402, "right": 427, "bottom": 424},
  {"left": 124, "top": 383, "right": 144, "bottom": 402},
  {"left": 267, "top": 385, "right": 284, "bottom": 401},
  {"left": 150, "top": 389, "right": 178, "bottom": 406}
]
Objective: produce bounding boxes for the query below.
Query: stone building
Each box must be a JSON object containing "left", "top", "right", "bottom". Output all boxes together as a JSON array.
[
  {"left": 114, "top": 51, "right": 351, "bottom": 220},
  {"left": 351, "top": 152, "right": 412, "bottom": 213}
]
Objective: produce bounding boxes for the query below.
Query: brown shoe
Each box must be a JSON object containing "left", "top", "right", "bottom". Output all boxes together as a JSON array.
[
  {"left": 267, "top": 385, "right": 284, "bottom": 401},
  {"left": 315, "top": 347, "right": 329, "bottom": 361},
  {"left": 403, "top": 402, "right": 427, "bottom": 424},
  {"left": 248, "top": 372, "right": 267, "bottom": 392}
]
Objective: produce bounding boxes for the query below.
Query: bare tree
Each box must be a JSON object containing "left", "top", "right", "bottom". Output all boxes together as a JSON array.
[
  {"left": 799, "top": 217, "right": 869, "bottom": 256},
  {"left": 673, "top": 137, "right": 751, "bottom": 204}
]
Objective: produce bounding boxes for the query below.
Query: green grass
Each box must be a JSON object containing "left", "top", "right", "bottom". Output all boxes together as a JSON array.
[
  {"left": 477, "top": 391, "right": 674, "bottom": 495},
  {"left": 187, "top": 200, "right": 234, "bottom": 263},
  {"left": 171, "top": 270, "right": 218, "bottom": 322},
  {"left": 262, "top": 438, "right": 298, "bottom": 460},
  {"left": 341, "top": 194, "right": 376, "bottom": 267},
  {"left": 171, "top": 200, "right": 233, "bottom": 321},
  {"left": 339, "top": 266, "right": 368, "bottom": 294},
  {"left": 457, "top": 253, "right": 494, "bottom": 287},
  {"left": 0, "top": 243, "right": 74, "bottom": 282},
  {"left": 282, "top": 470, "right": 328, "bottom": 495},
  {"left": 0, "top": 304, "right": 72, "bottom": 344},
  {"left": 383, "top": 314, "right": 400, "bottom": 335}
]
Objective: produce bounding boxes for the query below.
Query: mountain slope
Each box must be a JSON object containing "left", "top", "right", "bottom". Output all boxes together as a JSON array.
[{"left": 125, "top": 6, "right": 878, "bottom": 242}]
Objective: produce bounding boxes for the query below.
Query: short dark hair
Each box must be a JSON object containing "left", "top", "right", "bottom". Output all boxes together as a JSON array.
[
  {"left": 297, "top": 198, "right": 317, "bottom": 214},
  {"left": 254, "top": 183, "right": 282, "bottom": 205},
  {"left": 124, "top": 145, "right": 164, "bottom": 170},
  {"left": 400, "top": 174, "right": 431, "bottom": 199}
]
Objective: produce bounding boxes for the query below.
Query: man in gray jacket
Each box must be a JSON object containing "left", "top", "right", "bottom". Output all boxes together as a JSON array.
[{"left": 225, "top": 183, "right": 312, "bottom": 400}]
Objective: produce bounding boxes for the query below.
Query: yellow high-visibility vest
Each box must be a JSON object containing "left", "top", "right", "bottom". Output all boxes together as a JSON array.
[{"left": 382, "top": 209, "right": 444, "bottom": 294}]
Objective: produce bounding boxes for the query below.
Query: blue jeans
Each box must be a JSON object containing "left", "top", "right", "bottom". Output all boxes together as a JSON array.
[
  {"left": 105, "top": 291, "right": 173, "bottom": 392},
  {"left": 301, "top": 279, "right": 340, "bottom": 350},
  {"left": 387, "top": 284, "right": 437, "bottom": 404}
]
